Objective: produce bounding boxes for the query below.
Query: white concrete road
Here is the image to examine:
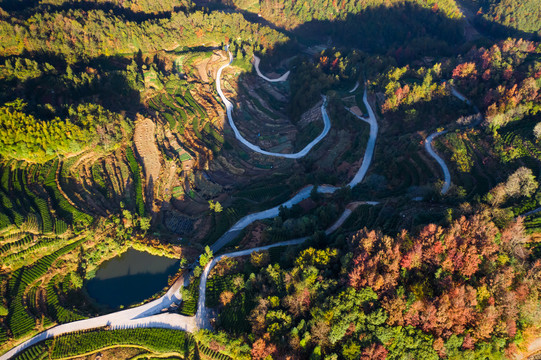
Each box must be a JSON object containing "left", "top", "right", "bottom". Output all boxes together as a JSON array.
[
  {"left": 0, "top": 274, "right": 195, "bottom": 360},
  {"left": 212, "top": 87, "right": 378, "bottom": 253},
  {"left": 346, "top": 88, "right": 379, "bottom": 188},
  {"left": 216, "top": 51, "right": 331, "bottom": 159},
  {"left": 1, "top": 203, "right": 370, "bottom": 359},
  {"left": 425, "top": 131, "right": 451, "bottom": 195},
  {"left": 424, "top": 85, "right": 478, "bottom": 195},
  {"left": 253, "top": 55, "right": 290, "bottom": 82},
  {"left": 198, "top": 206, "right": 360, "bottom": 329}
]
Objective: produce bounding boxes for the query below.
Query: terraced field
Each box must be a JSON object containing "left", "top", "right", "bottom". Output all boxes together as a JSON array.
[
  {"left": 234, "top": 75, "right": 296, "bottom": 153},
  {"left": 150, "top": 78, "right": 224, "bottom": 156},
  {"left": 5, "top": 239, "right": 87, "bottom": 339}
]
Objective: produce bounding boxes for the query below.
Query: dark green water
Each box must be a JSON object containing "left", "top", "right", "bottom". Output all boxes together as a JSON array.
[{"left": 86, "top": 248, "right": 180, "bottom": 308}]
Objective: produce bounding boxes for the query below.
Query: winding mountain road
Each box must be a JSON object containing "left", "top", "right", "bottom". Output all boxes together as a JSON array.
[
  {"left": 424, "top": 86, "right": 479, "bottom": 195},
  {"left": 198, "top": 201, "right": 382, "bottom": 329},
  {"left": 216, "top": 51, "right": 331, "bottom": 159},
  {"left": 425, "top": 130, "right": 451, "bottom": 194},
  {"left": 211, "top": 86, "right": 378, "bottom": 253},
  {"left": 253, "top": 55, "right": 290, "bottom": 82},
  {"left": 345, "top": 88, "right": 379, "bottom": 188},
  {"left": 1, "top": 54, "right": 380, "bottom": 360}
]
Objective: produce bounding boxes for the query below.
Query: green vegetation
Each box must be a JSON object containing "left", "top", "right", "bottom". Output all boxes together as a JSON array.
[
  {"left": 206, "top": 274, "right": 240, "bottom": 308},
  {"left": 126, "top": 147, "right": 145, "bottom": 217},
  {"left": 50, "top": 329, "right": 191, "bottom": 358},
  {"left": 43, "top": 161, "right": 93, "bottom": 229},
  {"left": 179, "top": 278, "right": 200, "bottom": 316},
  {"left": 12, "top": 342, "right": 48, "bottom": 360},
  {"left": 289, "top": 48, "right": 363, "bottom": 121},
  {"left": 45, "top": 276, "right": 87, "bottom": 323},
  {"left": 0, "top": 159, "right": 94, "bottom": 240},
  {"left": 0, "top": 100, "right": 127, "bottom": 163},
  {"left": 12, "top": 328, "right": 242, "bottom": 360},
  {"left": 6, "top": 238, "right": 85, "bottom": 338},
  {"left": 217, "top": 0, "right": 462, "bottom": 28},
  {"left": 0, "top": 10, "right": 287, "bottom": 64},
  {"left": 469, "top": 0, "right": 541, "bottom": 35},
  {"left": 11, "top": 329, "right": 193, "bottom": 360}
]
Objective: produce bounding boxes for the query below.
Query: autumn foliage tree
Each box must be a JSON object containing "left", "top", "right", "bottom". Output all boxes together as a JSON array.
[
  {"left": 346, "top": 213, "right": 534, "bottom": 356},
  {"left": 236, "top": 210, "right": 538, "bottom": 359},
  {"left": 451, "top": 38, "right": 540, "bottom": 129}
]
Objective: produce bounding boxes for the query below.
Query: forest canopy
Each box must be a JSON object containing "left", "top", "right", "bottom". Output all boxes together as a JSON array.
[{"left": 0, "top": 100, "right": 128, "bottom": 162}]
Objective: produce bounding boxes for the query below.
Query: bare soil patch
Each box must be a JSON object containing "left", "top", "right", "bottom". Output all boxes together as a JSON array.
[
  {"left": 195, "top": 57, "right": 210, "bottom": 83},
  {"left": 134, "top": 117, "right": 162, "bottom": 190},
  {"left": 349, "top": 106, "right": 363, "bottom": 117}
]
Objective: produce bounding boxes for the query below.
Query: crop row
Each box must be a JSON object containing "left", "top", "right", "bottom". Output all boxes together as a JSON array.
[
  {"left": 198, "top": 342, "right": 232, "bottom": 360},
  {"left": 0, "top": 166, "right": 26, "bottom": 228},
  {"left": 179, "top": 278, "right": 200, "bottom": 316},
  {"left": 344, "top": 204, "right": 381, "bottom": 231},
  {"left": 6, "top": 239, "right": 85, "bottom": 338},
  {"left": 45, "top": 276, "right": 86, "bottom": 324},
  {"left": 201, "top": 123, "right": 224, "bottom": 153},
  {"left": 44, "top": 178, "right": 92, "bottom": 230},
  {"left": 183, "top": 90, "right": 207, "bottom": 119},
  {"left": 205, "top": 274, "right": 237, "bottom": 308},
  {"left": 13, "top": 343, "right": 48, "bottom": 360},
  {"left": 1, "top": 237, "right": 65, "bottom": 267},
  {"left": 150, "top": 94, "right": 189, "bottom": 134},
  {"left": 26, "top": 284, "right": 42, "bottom": 318},
  {"left": 0, "top": 234, "right": 33, "bottom": 255},
  {"left": 49, "top": 328, "right": 193, "bottom": 358},
  {"left": 0, "top": 327, "right": 7, "bottom": 348},
  {"left": 12, "top": 328, "right": 234, "bottom": 360},
  {"left": 0, "top": 160, "right": 92, "bottom": 233},
  {"left": 91, "top": 162, "right": 109, "bottom": 198},
  {"left": 43, "top": 160, "right": 91, "bottom": 228},
  {"left": 525, "top": 214, "right": 541, "bottom": 232},
  {"left": 218, "top": 292, "right": 251, "bottom": 333}
]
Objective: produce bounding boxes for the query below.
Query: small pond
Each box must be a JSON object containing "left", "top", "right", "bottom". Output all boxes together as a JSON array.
[{"left": 86, "top": 248, "right": 180, "bottom": 309}]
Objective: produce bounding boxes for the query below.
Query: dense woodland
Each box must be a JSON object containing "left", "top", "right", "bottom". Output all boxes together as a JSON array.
[
  {"left": 210, "top": 214, "right": 538, "bottom": 359},
  {"left": 214, "top": 0, "right": 463, "bottom": 28},
  {"left": 472, "top": 0, "right": 541, "bottom": 36},
  {"left": 2, "top": 0, "right": 541, "bottom": 358},
  {"left": 0, "top": 9, "right": 287, "bottom": 63}
]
